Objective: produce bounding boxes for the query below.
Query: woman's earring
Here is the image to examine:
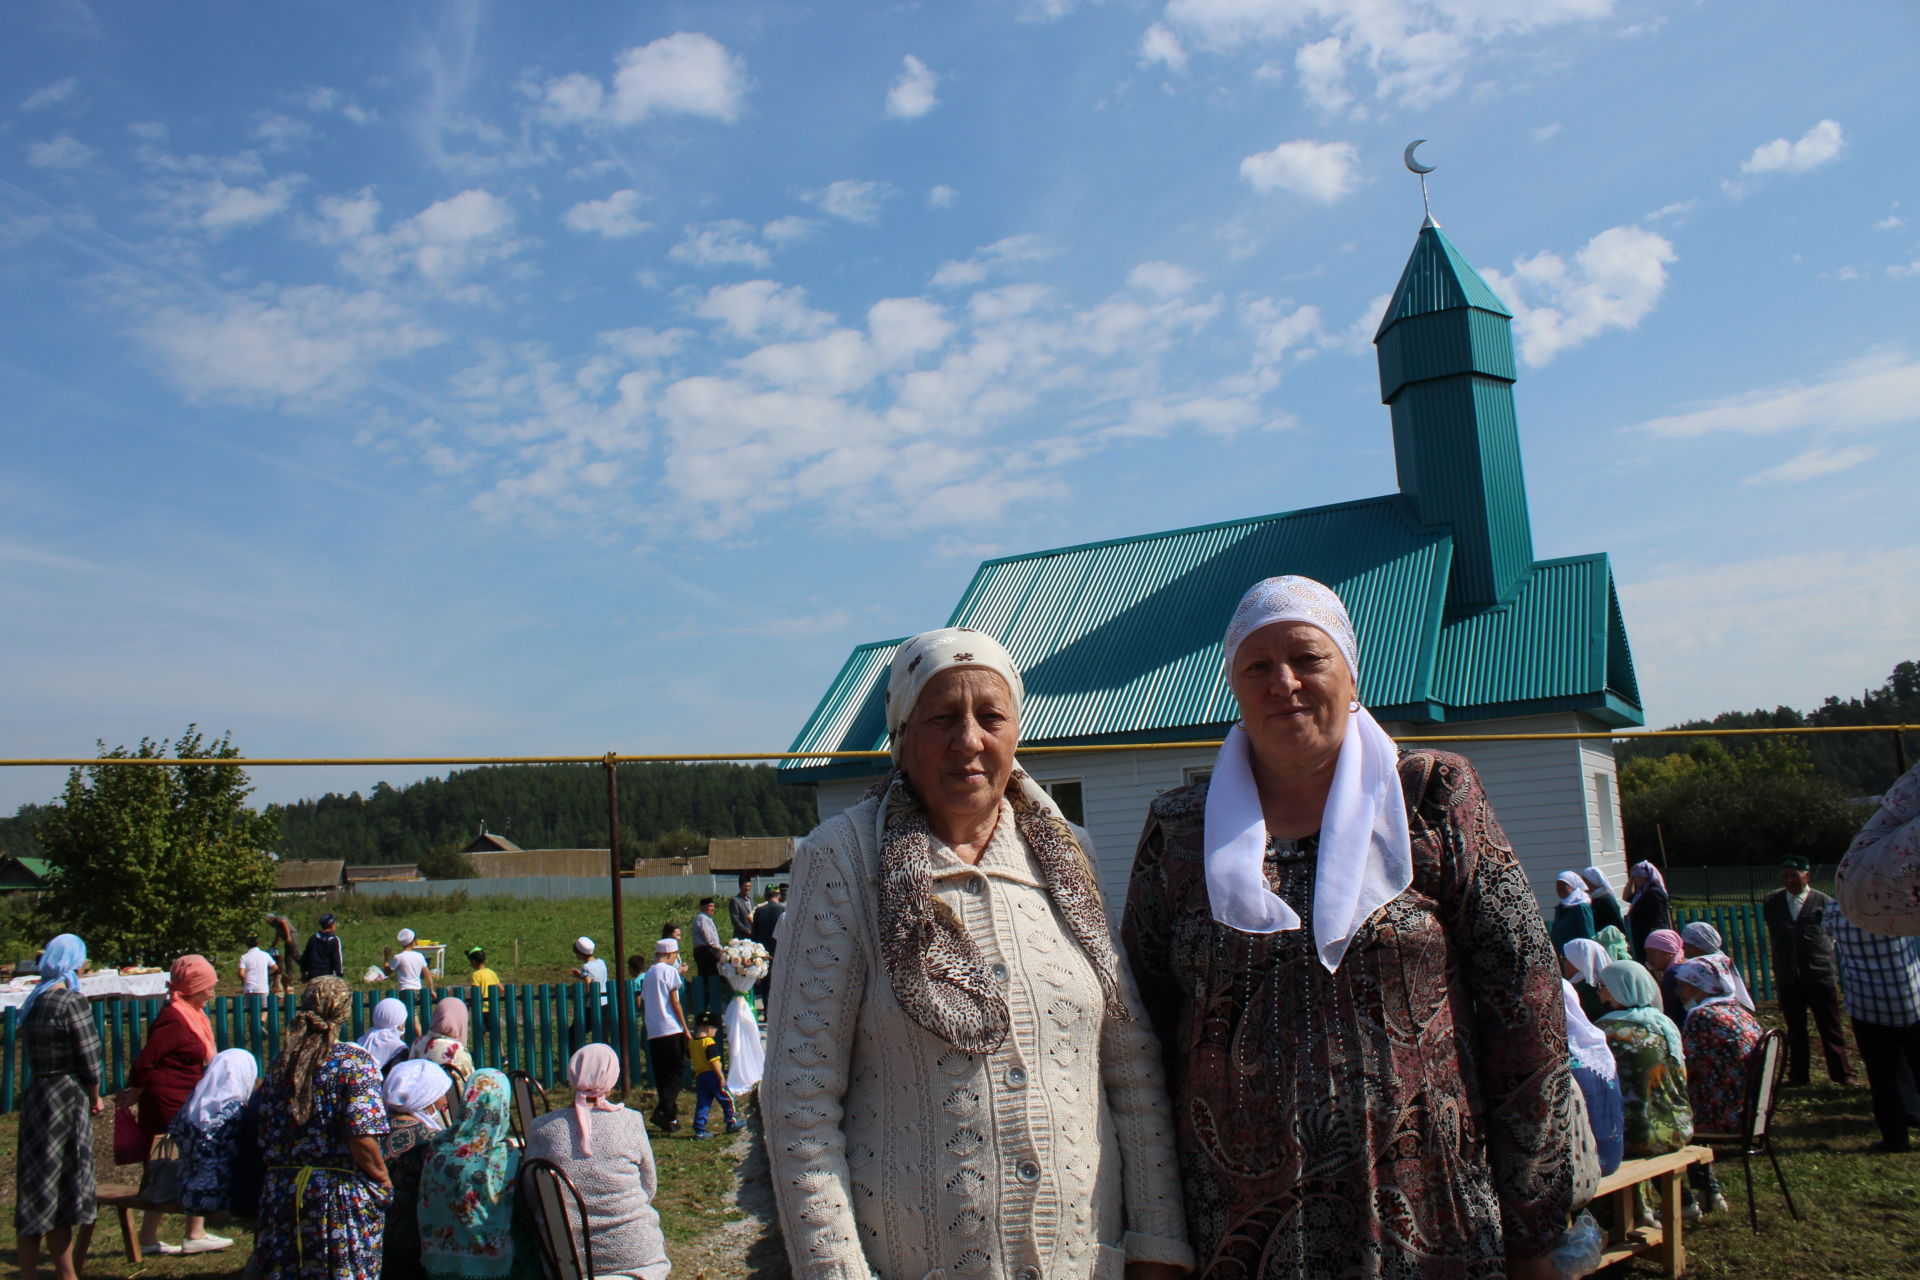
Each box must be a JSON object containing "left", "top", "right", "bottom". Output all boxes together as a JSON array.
[{"left": 1348, "top": 700, "right": 1360, "bottom": 713}]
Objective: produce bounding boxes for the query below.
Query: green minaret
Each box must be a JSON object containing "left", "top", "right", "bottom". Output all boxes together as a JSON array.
[{"left": 1375, "top": 221, "right": 1534, "bottom": 610}]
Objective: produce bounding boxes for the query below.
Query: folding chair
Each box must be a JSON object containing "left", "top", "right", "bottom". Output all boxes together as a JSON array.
[
  {"left": 518, "top": 1157, "right": 595, "bottom": 1280},
  {"left": 509, "top": 1069, "right": 550, "bottom": 1143},
  {"left": 1695, "top": 1027, "right": 1801, "bottom": 1232}
]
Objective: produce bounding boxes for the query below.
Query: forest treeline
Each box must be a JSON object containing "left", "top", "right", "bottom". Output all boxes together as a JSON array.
[{"left": 0, "top": 761, "right": 818, "bottom": 866}]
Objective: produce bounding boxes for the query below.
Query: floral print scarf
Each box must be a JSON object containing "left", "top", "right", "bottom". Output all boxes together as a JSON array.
[{"left": 418, "top": 1068, "right": 519, "bottom": 1277}]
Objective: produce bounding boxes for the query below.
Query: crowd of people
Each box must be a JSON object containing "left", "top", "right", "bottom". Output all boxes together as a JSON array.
[{"left": 12, "top": 570, "right": 1920, "bottom": 1280}]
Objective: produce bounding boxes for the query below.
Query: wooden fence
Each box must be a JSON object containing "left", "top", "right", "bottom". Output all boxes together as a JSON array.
[
  {"left": 1672, "top": 902, "right": 1777, "bottom": 1003},
  {"left": 1, "top": 980, "right": 646, "bottom": 1115}
]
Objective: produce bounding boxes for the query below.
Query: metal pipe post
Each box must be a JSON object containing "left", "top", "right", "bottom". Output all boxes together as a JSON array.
[{"left": 605, "top": 753, "right": 632, "bottom": 1097}]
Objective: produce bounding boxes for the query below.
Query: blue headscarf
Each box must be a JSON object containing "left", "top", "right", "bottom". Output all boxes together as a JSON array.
[{"left": 21, "top": 933, "right": 86, "bottom": 1018}]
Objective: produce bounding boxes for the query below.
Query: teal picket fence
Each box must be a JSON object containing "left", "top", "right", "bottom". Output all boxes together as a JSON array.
[{"left": 1, "top": 979, "right": 645, "bottom": 1115}]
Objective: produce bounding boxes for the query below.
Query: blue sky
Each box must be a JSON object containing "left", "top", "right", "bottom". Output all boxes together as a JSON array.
[{"left": 2, "top": 0, "right": 1915, "bottom": 812}]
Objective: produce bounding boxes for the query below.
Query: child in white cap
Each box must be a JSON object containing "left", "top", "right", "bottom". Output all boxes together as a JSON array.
[{"left": 387, "top": 926, "right": 435, "bottom": 1036}]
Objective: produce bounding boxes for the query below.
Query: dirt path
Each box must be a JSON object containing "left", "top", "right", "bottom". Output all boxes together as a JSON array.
[{"left": 666, "top": 1111, "right": 789, "bottom": 1280}]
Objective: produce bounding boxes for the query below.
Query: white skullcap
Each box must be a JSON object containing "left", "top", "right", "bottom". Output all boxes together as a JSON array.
[
  {"left": 655, "top": 937, "right": 680, "bottom": 953},
  {"left": 573, "top": 936, "right": 595, "bottom": 955},
  {"left": 885, "top": 628, "right": 1023, "bottom": 760},
  {"left": 396, "top": 929, "right": 416, "bottom": 945}
]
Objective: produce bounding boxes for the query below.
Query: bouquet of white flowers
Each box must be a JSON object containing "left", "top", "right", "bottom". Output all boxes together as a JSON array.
[{"left": 716, "top": 938, "right": 769, "bottom": 1093}]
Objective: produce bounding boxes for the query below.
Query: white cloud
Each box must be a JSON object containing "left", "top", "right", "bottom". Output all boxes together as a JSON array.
[
  {"left": 1242, "top": 296, "right": 1324, "bottom": 366},
  {"left": 1164, "top": 0, "right": 1611, "bottom": 108},
  {"left": 253, "top": 113, "right": 315, "bottom": 151},
  {"left": 669, "top": 220, "right": 771, "bottom": 269},
  {"left": 27, "top": 133, "right": 94, "bottom": 169},
  {"left": 690, "top": 280, "right": 834, "bottom": 341},
  {"left": 134, "top": 285, "right": 443, "bottom": 405},
  {"left": 1740, "top": 119, "right": 1844, "bottom": 176},
  {"left": 539, "top": 32, "right": 749, "bottom": 127},
  {"left": 20, "top": 78, "right": 79, "bottom": 111},
  {"left": 316, "top": 187, "right": 525, "bottom": 290},
  {"left": 1530, "top": 122, "right": 1563, "bottom": 143},
  {"left": 127, "top": 120, "right": 168, "bottom": 140},
  {"left": 1128, "top": 261, "right": 1200, "bottom": 297},
  {"left": 1873, "top": 214, "right": 1903, "bottom": 231},
  {"left": 1892, "top": 258, "right": 1920, "bottom": 281},
  {"left": 1294, "top": 38, "right": 1352, "bottom": 114},
  {"left": 1645, "top": 199, "right": 1696, "bottom": 224},
  {"left": 152, "top": 173, "right": 307, "bottom": 235},
  {"left": 929, "top": 234, "right": 1055, "bottom": 288},
  {"left": 885, "top": 55, "right": 940, "bottom": 119},
  {"left": 1741, "top": 444, "right": 1878, "bottom": 486},
  {"left": 1634, "top": 350, "right": 1920, "bottom": 439},
  {"left": 1239, "top": 138, "right": 1359, "bottom": 202},
  {"left": 762, "top": 215, "right": 819, "bottom": 245},
  {"left": 1139, "top": 23, "right": 1189, "bottom": 72},
  {"left": 1480, "top": 225, "right": 1674, "bottom": 366},
  {"left": 563, "top": 189, "right": 651, "bottom": 238},
  {"left": 298, "top": 86, "right": 376, "bottom": 125},
  {"left": 927, "top": 184, "right": 958, "bottom": 210},
  {"left": 1621, "top": 548, "right": 1920, "bottom": 724},
  {"left": 806, "top": 179, "right": 895, "bottom": 225}
]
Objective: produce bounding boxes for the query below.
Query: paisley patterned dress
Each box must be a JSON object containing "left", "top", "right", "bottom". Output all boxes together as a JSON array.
[{"left": 1121, "top": 750, "right": 1578, "bottom": 1279}]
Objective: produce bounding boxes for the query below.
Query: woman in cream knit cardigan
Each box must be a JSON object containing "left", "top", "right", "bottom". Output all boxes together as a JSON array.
[{"left": 765, "top": 628, "right": 1192, "bottom": 1280}]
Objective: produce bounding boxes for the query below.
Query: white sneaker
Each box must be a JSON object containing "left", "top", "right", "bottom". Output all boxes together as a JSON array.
[
  {"left": 142, "top": 1241, "right": 182, "bottom": 1256},
  {"left": 183, "top": 1234, "right": 234, "bottom": 1254}
]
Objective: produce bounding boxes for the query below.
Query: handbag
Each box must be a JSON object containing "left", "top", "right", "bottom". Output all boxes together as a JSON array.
[
  {"left": 137, "top": 1134, "right": 185, "bottom": 1207},
  {"left": 113, "top": 1105, "right": 150, "bottom": 1167}
]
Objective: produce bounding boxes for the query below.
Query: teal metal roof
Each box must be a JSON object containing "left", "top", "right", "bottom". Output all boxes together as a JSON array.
[{"left": 1375, "top": 224, "right": 1512, "bottom": 338}]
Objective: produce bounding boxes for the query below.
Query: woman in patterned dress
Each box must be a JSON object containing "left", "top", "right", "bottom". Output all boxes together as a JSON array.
[
  {"left": 1673, "top": 954, "right": 1758, "bottom": 1214},
  {"left": 13, "top": 933, "right": 104, "bottom": 1280},
  {"left": 410, "top": 996, "right": 475, "bottom": 1091},
  {"left": 256, "top": 977, "right": 393, "bottom": 1280},
  {"left": 381, "top": 1060, "right": 455, "bottom": 1280},
  {"left": 1596, "top": 960, "right": 1694, "bottom": 1225},
  {"left": 169, "top": 1048, "right": 258, "bottom": 1222},
  {"left": 1122, "top": 576, "right": 1578, "bottom": 1280},
  {"left": 418, "top": 1068, "right": 533, "bottom": 1280}
]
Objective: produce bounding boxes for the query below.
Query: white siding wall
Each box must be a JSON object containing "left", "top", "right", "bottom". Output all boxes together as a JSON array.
[{"left": 807, "top": 717, "right": 1623, "bottom": 922}]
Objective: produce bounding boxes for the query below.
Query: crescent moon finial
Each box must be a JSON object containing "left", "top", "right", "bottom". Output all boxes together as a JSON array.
[{"left": 1403, "top": 139, "right": 1438, "bottom": 227}]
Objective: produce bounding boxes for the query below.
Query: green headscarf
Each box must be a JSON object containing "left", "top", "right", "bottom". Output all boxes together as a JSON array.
[{"left": 1598, "top": 959, "right": 1686, "bottom": 1062}]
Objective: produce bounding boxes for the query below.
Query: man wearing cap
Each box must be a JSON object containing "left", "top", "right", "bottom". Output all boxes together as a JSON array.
[
  {"left": 388, "top": 928, "right": 436, "bottom": 1032},
  {"left": 641, "top": 937, "right": 690, "bottom": 1133},
  {"left": 1764, "top": 856, "right": 1856, "bottom": 1086},
  {"left": 299, "top": 913, "right": 345, "bottom": 982},
  {"left": 569, "top": 936, "right": 610, "bottom": 1053}
]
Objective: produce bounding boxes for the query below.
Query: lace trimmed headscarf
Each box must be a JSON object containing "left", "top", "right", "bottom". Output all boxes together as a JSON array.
[
  {"left": 874, "top": 627, "right": 1127, "bottom": 1054},
  {"left": 1203, "top": 575, "right": 1414, "bottom": 971}
]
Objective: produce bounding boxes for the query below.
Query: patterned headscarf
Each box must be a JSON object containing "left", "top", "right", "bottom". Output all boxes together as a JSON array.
[
  {"left": 20, "top": 933, "right": 85, "bottom": 1019},
  {"left": 276, "top": 977, "right": 352, "bottom": 1125},
  {"left": 168, "top": 954, "right": 218, "bottom": 1063},
  {"left": 419, "top": 1069, "right": 518, "bottom": 1276},
  {"left": 1204, "top": 576, "right": 1413, "bottom": 972},
  {"left": 1681, "top": 921, "right": 1722, "bottom": 953},
  {"left": 1598, "top": 960, "right": 1686, "bottom": 1063},
  {"left": 1555, "top": 871, "right": 1593, "bottom": 907},
  {"left": 1628, "top": 860, "right": 1667, "bottom": 903},
  {"left": 567, "top": 1044, "right": 624, "bottom": 1156},
  {"left": 1644, "top": 929, "right": 1685, "bottom": 961},
  {"left": 874, "top": 627, "right": 1127, "bottom": 1054},
  {"left": 1672, "top": 952, "right": 1754, "bottom": 1015}
]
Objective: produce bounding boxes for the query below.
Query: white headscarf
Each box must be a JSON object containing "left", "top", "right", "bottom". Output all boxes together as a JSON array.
[
  {"left": 1562, "top": 938, "right": 1610, "bottom": 988},
  {"left": 1202, "top": 576, "right": 1413, "bottom": 972},
  {"left": 384, "top": 1059, "right": 454, "bottom": 1131},
  {"left": 1561, "top": 979, "right": 1616, "bottom": 1082},
  {"left": 179, "top": 1048, "right": 259, "bottom": 1133},
  {"left": 1555, "top": 871, "right": 1593, "bottom": 907},
  {"left": 1581, "top": 865, "right": 1617, "bottom": 898},
  {"left": 357, "top": 997, "right": 410, "bottom": 1068},
  {"left": 885, "top": 627, "right": 1025, "bottom": 758},
  {"left": 1672, "top": 953, "right": 1754, "bottom": 1015}
]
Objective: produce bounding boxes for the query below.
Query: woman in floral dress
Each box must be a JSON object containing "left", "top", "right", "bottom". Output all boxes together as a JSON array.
[
  {"left": 419, "top": 1068, "right": 532, "bottom": 1280},
  {"left": 257, "top": 978, "right": 392, "bottom": 1280},
  {"left": 1597, "top": 960, "right": 1694, "bottom": 1226},
  {"left": 1673, "top": 953, "right": 1759, "bottom": 1214}
]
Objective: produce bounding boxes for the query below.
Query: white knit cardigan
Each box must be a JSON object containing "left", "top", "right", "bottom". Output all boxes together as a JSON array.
[{"left": 764, "top": 794, "right": 1193, "bottom": 1280}]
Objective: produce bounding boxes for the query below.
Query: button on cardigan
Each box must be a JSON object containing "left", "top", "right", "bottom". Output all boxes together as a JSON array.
[{"left": 764, "top": 795, "right": 1192, "bottom": 1280}]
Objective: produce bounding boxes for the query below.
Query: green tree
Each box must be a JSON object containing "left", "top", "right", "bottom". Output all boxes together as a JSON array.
[
  {"left": 1621, "top": 738, "right": 1871, "bottom": 868},
  {"left": 642, "top": 827, "right": 706, "bottom": 863},
  {"left": 416, "top": 844, "right": 477, "bottom": 881},
  {"left": 35, "top": 727, "right": 278, "bottom": 964}
]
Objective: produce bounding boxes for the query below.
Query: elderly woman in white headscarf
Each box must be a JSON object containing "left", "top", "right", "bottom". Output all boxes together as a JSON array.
[
  {"left": 765, "top": 628, "right": 1191, "bottom": 1280},
  {"left": 1121, "top": 576, "right": 1578, "bottom": 1280}
]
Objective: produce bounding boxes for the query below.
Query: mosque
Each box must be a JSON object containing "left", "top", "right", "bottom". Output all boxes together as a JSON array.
[{"left": 780, "top": 211, "right": 1644, "bottom": 913}]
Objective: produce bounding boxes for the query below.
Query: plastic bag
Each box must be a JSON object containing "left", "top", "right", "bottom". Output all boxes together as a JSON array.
[
  {"left": 1552, "top": 1210, "right": 1605, "bottom": 1280},
  {"left": 362, "top": 965, "right": 387, "bottom": 984}
]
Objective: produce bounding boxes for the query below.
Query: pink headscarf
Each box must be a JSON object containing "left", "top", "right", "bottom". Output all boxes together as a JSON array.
[
  {"left": 168, "top": 955, "right": 218, "bottom": 1063},
  {"left": 568, "top": 1044, "right": 623, "bottom": 1156},
  {"left": 1644, "top": 929, "right": 1685, "bottom": 959}
]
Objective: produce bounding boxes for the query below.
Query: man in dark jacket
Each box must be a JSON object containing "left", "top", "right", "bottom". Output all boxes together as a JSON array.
[
  {"left": 1763, "top": 856, "right": 1856, "bottom": 1086},
  {"left": 728, "top": 875, "right": 756, "bottom": 942},
  {"left": 299, "top": 914, "right": 346, "bottom": 982},
  {"left": 750, "top": 887, "right": 785, "bottom": 1008}
]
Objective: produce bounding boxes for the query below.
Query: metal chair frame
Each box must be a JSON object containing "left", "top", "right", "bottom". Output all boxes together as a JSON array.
[
  {"left": 1695, "top": 1026, "right": 1801, "bottom": 1232},
  {"left": 517, "top": 1156, "right": 596, "bottom": 1280},
  {"left": 509, "top": 1069, "right": 550, "bottom": 1143}
]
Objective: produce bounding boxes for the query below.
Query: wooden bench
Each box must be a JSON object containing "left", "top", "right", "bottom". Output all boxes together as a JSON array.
[
  {"left": 1592, "top": 1144, "right": 1716, "bottom": 1277},
  {"left": 93, "top": 1183, "right": 179, "bottom": 1263}
]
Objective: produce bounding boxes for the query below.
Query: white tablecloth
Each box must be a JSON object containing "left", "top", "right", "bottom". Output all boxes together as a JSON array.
[{"left": 0, "top": 970, "right": 173, "bottom": 1010}]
